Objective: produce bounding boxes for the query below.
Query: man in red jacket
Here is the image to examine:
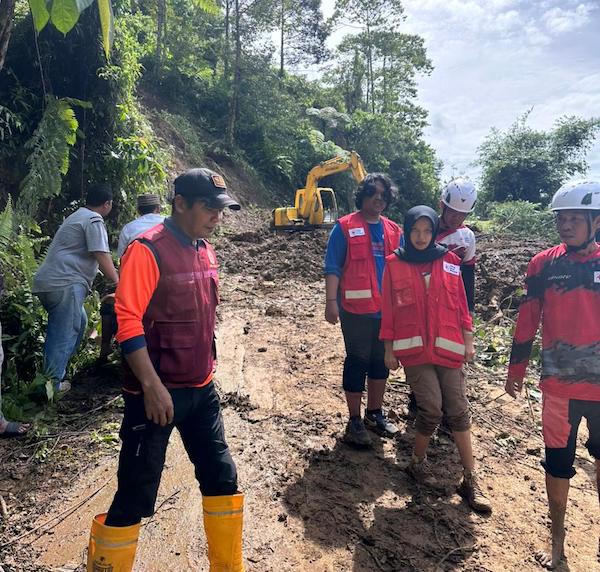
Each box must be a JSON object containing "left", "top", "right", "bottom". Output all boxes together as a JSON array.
[
  {"left": 324, "top": 174, "right": 402, "bottom": 447},
  {"left": 86, "top": 169, "right": 245, "bottom": 572},
  {"left": 507, "top": 180, "right": 600, "bottom": 570}
]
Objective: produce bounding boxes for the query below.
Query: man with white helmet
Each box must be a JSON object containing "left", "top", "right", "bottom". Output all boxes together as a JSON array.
[
  {"left": 506, "top": 180, "right": 600, "bottom": 569},
  {"left": 437, "top": 177, "right": 478, "bottom": 311}
]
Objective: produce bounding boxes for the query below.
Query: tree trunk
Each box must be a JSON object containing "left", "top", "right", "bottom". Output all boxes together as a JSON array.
[
  {"left": 366, "top": 24, "right": 375, "bottom": 114},
  {"left": 279, "top": 0, "right": 284, "bottom": 77},
  {"left": 156, "top": 0, "right": 167, "bottom": 66},
  {"left": 224, "top": 0, "right": 230, "bottom": 78},
  {"left": 0, "top": 0, "right": 16, "bottom": 71},
  {"left": 226, "top": 0, "right": 241, "bottom": 147},
  {"left": 381, "top": 55, "right": 387, "bottom": 113}
]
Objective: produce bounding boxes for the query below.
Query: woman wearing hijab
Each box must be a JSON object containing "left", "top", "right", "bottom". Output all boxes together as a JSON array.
[{"left": 380, "top": 206, "right": 491, "bottom": 513}]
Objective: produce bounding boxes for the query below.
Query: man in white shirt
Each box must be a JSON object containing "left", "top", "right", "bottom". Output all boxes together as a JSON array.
[
  {"left": 99, "top": 194, "right": 164, "bottom": 362},
  {"left": 117, "top": 193, "right": 164, "bottom": 257}
]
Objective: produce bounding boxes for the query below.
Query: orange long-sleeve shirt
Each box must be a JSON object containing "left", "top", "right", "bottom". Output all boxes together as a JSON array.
[{"left": 114, "top": 240, "right": 161, "bottom": 353}]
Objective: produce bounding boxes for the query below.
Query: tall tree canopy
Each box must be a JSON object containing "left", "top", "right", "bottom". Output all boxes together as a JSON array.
[{"left": 477, "top": 112, "right": 600, "bottom": 208}]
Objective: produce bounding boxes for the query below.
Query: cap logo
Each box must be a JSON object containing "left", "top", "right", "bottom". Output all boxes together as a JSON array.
[{"left": 211, "top": 174, "right": 226, "bottom": 189}]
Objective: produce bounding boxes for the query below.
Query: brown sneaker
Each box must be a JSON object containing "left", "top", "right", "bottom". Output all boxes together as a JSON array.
[
  {"left": 406, "top": 454, "right": 439, "bottom": 487},
  {"left": 458, "top": 470, "right": 492, "bottom": 514},
  {"left": 343, "top": 417, "right": 372, "bottom": 448}
]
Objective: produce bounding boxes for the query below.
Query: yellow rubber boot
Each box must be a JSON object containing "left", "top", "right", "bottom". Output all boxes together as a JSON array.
[
  {"left": 87, "top": 513, "right": 140, "bottom": 572},
  {"left": 203, "top": 493, "right": 245, "bottom": 572}
]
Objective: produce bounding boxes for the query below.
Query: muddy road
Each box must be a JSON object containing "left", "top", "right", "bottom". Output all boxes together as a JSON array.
[{"left": 1, "top": 214, "right": 598, "bottom": 571}]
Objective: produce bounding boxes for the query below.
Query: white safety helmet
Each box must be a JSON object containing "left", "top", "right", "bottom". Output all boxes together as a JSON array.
[
  {"left": 550, "top": 180, "right": 600, "bottom": 211},
  {"left": 441, "top": 177, "right": 477, "bottom": 213}
]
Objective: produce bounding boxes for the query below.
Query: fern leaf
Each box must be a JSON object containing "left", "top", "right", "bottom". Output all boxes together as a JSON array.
[
  {"left": 18, "top": 97, "right": 80, "bottom": 218},
  {"left": 191, "top": 0, "right": 220, "bottom": 15},
  {"left": 0, "top": 196, "right": 14, "bottom": 244}
]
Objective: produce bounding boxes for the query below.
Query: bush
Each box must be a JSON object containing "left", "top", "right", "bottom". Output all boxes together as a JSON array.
[{"left": 487, "top": 200, "right": 558, "bottom": 243}]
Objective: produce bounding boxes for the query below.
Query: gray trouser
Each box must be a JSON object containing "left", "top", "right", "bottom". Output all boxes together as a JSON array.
[{"left": 0, "top": 320, "right": 5, "bottom": 422}]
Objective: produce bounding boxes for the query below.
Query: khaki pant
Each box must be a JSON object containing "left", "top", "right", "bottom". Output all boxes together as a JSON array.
[{"left": 405, "top": 364, "right": 471, "bottom": 436}]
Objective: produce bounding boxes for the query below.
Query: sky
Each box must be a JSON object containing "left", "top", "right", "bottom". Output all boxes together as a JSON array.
[{"left": 311, "top": 0, "right": 600, "bottom": 182}]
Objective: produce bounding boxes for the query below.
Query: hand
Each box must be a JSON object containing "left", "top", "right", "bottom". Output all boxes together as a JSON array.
[
  {"left": 325, "top": 299, "right": 339, "bottom": 324},
  {"left": 143, "top": 382, "right": 174, "bottom": 426},
  {"left": 384, "top": 351, "right": 400, "bottom": 371},
  {"left": 464, "top": 341, "right": 475, "bottom": 363},
  {"left": 505, "top": 376, "right": 524, "bottom": 398}
]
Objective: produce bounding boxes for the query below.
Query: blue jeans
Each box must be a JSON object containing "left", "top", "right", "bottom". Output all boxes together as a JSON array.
[{"left": 37, "top": 283, "right": 88, "bottom": 384}]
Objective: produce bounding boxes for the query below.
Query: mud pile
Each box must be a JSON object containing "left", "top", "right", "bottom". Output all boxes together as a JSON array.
[
  {"left": 215, "top": 212, "right": 552, "bottom": 316},
  {"left": 475, "top": 234, "right": 550, "bottom": 319},
  {"left": 214, "top": 211, "right": 329, "bottom": 283}
]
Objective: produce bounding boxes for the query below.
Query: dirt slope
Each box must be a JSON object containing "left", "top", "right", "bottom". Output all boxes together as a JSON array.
[{"left": 1, "top": 214, "right": 598, "bottom": 572}]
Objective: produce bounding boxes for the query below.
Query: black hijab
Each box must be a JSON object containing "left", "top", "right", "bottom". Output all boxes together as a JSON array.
[{"left": 395, "top": 205, "right": 448, "bottom": 263}]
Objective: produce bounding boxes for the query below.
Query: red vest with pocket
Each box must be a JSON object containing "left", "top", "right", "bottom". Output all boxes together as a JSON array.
[
  {"left": 385, "top": 251, "right": 466, "bottom": 368},
  {"left": 122, "top": 224, "right": 219, "bottom": 393},
  {"left": 339, "top": 212, "right": 401, "bottom": 314}
]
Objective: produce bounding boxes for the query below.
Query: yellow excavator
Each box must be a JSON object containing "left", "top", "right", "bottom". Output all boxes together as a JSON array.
[{"left": 271, "top": 150, "right": 367, "bottom": 231}]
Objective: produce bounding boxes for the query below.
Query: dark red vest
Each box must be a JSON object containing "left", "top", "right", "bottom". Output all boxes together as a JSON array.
[
  {"left": 339, "top": 212, "right": 402, "bottom": 314},
  {"left": 123, "top": 223, "right": 219, "bottom": 392}
]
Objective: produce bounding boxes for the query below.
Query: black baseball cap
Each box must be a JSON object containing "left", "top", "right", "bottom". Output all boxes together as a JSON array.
[{"left": 173, "top": 168, "right": 241, "bottom": 211}]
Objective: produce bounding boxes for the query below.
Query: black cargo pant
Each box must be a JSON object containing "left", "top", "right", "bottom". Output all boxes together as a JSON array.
[{"left": 105, "top": 383, "right": 238, "bottom": 526}]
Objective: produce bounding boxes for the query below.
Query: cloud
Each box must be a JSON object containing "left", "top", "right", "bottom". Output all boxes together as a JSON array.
[
  {"left": 317, "top": 0, "right": 600, "bottom": 180},
  {"left": 543, "top": 3, "right": 595, "bottom": 34}
]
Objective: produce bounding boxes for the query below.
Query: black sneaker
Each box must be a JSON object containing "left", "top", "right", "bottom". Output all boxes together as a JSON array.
[
  {"left": 364, "top": 410, "right": 399, "bottom": 437},
  {"left": 343, "top": 417, "right": 372, "bottom": 448}
]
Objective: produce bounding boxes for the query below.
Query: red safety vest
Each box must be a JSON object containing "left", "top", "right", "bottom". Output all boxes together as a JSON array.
[
  {"left": 384, "top": 252, "right": 466, "bottom": 368},
  {"left": 339, "top": 212, "right": 402, "bottom": 314},
  {"left": 122, "top": 223, "right": 219, "bottom": 393}
]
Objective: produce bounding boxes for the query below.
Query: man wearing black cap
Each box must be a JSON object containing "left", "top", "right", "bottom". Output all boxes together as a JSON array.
[{"left": 86, "top": 169, "right": 245, "bottom": 572}]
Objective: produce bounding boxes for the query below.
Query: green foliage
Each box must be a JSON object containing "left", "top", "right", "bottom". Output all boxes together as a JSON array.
[
  {"left": 156, "top": 110, "right": 206, "bottom": 163},
  {"left": 477, "top": 112, "right": 600, "bottom": 211},
  {"left": 18, "top": 97, "right": 90, "bottom": 218},
  {"left": 28, "top": 0, "right": 114, "bottom": 57},
  {"left": 0, "top": 102, "right": 24, "bottom": 141},
  {"left": 487, "top": 200, "right": 559, "bottom": 243}
]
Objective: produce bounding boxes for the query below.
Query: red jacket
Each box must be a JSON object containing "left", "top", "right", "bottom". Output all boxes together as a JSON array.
[
  {"left": 380, "top": 251, "right": 472, "bottom": 368},
  {"left": 509, "top": 244, "right": 600, "bottom": 400},
  {"left": 121, "top": 223, "right": 219, "bottom": 393},
  {"left": 338, "top": 212, "right": 402, "bottom": 314}
]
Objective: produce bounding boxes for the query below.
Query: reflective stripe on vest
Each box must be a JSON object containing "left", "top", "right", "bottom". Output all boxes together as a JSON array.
[
  {"left": 338, "top": 212, "right": 401, "bottom": 314},
  {"left": 435, "top": 336, "right": 465, "bottom": 356},
  {"left": 392, "top": 336, "right": 424, "bottom": 352},
  {"left": 345, "top": 289, "right": 372, "bottom": 300}
]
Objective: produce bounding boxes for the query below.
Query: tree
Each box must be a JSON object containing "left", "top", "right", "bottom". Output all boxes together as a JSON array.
[
  {"left": 225, "top": 0, "right": 276, "bottom": 146},
  {"left": 332, "top": 0, "right": 405, "bottom": 113},
  {"left": 476, "top": 112, "right": 600, "bottom": 208},
  {"left": 277, "top": 0, "right": 329, "bottom": 76}
]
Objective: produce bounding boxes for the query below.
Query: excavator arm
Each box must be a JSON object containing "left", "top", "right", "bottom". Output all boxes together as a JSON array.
[{"left": 300, "top": 151, "right": 367, "bottom": 219}]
